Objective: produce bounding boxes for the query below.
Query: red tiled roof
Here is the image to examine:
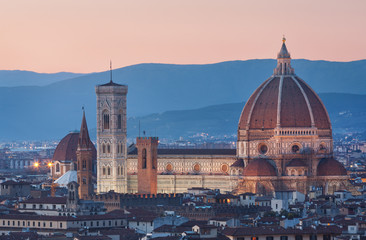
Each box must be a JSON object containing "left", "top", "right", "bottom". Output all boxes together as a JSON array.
[
  {"left": 0, "top": 180, "right": 30, "bottom": 186},
  {"left": 223, "top": 226, "right": 343, "bottom": 237},
  {"left": 20, "top": 197, "right": 67, "bottom": 204},
  {"left": 287, "top": 159, "right": 307, "bottom": 167},
  {"left": 317, "top": 158, "right": 347, "bottom": 176},
  {"left": 231, "top": 159, "right": 244, "bottom": 168},
  {"left": 244, "top": 159, "right": 277, "bottom": 176}
]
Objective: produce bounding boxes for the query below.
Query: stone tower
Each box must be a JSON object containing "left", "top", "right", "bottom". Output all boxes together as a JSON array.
[
  {"left": 67, "top": 181, "right": 79, "bottom": 211},
  {"left": 76, "top": 110, "right": 94, "bottom": 199},
  {"left": 96, "top": 77, "right": 128, "bottom": 193},
  {"left": 136, "top": 137, "right": 158, "bottom": 194}
]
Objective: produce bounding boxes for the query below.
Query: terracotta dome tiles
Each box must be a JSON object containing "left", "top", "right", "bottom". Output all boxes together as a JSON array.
[
  {"left": 317, "top": 158, "right": 347, "bottom": 176},
  {"left": 53, "top": 132, "right": 97, "bottom": 162},
  {"left": 249, "top": 77, "right": 280, "bottom": 129},
  {"left": 238, "top": 76, "right": 331, "bottom": 131},
  {"left": 243, "top": 159, "right": 277, "bottom": 177},
  {"left": 280, "top": 77, "right": 311, "bottom": 127},
  {"left": 297, "top": 79, "right": 331, "bottom": 129}
]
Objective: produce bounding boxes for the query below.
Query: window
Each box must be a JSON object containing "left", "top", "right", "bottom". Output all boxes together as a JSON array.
[
  {"left": 310, "top": 235, "right": 317, "bottom": 240},
  {"left": 83, "top": 177, "right": 87, "bottom": 184},
  {"left": 193, "top": 164, "right": 201, "bottom": 172},
  {"left": 102, "top": 144, "right": 106, "bottom": 153},
  {"left": 108, "top": 167, "right": 111, "bottom": 175},
  {"left": 117, "top": 167, "right": 120, "bottom": 175},
  {"left": 296, "top": 235, "right": 303, "bottom": 240},
  {"left": 50, "top": 222, "right": 52, "bottom": 227},
  {"left": 258, "top": 143, "right": 268, "bottom": 154},
  {"left": 117, "top": 114, "right": 122, "bottom": 129},
  {"left": 292, "top": 145, "right": 300, "bottom": 153},
  {"left": 60, "top": 223, "right": 63, "bottom": 228},
  {"left": 237, "top": 238, "right": 245, "bottom": 240},
  {"left": 266, "top": 237, "right": 274, "bottom": 240},
  {"left": 107, "top": 144, "right": 111, "bottom": 153},
  {"left": 103, "top": 112, "right": 110, "bottom": 130},
  {"left": 56, "top": 163, "right": 60, "bottom": 172},
  {"left": 82, "top": 160, "right": 86, "bottom": 169},
  {"left": 166, "top": 164, "right": 173, "bottom": 172},
  {"left": 323, "top": 235, "right": 330, "bottom": 240},
  {"left": 142, "top": 149, "right": 147, "bottom": 169},
  {"left": 103, "top": 167, "right": 106, "bottom": 175},
  {"left": 251, "top": 237, "right": 258, "bottom": 240},
  {"left": 280, "top": 236, "right": 288, "bottom": 240}
]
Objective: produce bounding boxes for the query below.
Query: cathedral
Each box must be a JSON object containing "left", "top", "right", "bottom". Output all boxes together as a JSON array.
[{"left": 52, "top": 38, "right": 350, "bottom": 196}]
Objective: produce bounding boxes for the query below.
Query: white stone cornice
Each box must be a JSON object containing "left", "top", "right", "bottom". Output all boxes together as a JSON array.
[{"left": 276, "top": 76, "right": 284, "bottom": 127}]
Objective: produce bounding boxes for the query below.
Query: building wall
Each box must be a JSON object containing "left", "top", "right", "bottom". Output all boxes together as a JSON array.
[
  {"left": 18, "top": 203, "right": 66, "bottom": 216},
  {"left": 0, "top": 216, "right": 126, "bottom": 235},
  {"left": 127, "top": 154, "right": 236, "bottom": 175},
  {"left": 127, "top": 174, "right": 240, "bottom": 194},
  {"left": 0, "top": 184, "right": 31, "bottom": 197}
]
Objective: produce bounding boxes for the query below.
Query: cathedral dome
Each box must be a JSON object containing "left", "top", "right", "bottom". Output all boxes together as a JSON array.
[
  {"left": 238, "top": 76, "right": 331, "bottom": 130},
  {"left": 317, "top": 158, "right": 347, "bottom": 176},
  {"left": 243, "top": 159, "right": 277, "bottom": 176},
  {"left": 53, "top": 132, "right": 96, "bottom": 162},
  {"left": 238, "top": 39, "right": 331, "bottom": 132}
]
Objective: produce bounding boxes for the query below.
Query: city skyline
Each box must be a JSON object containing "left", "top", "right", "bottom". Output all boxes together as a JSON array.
[{"left": 0, "top": 0, "right": 365, "bottom": 73}]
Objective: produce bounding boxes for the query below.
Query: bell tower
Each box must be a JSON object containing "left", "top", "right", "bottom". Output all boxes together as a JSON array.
[
  {"left": 95, "top": 67, "right": 128, "bottom": 193},
  {"left": 76, "top": 110, "right": 94, "bottom": 199},
  {"left": 137, "top": 137, "right": 158, "bottom": 194}
]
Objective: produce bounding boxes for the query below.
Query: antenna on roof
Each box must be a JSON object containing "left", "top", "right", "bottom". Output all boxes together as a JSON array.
[{"left": 110, "top": 60, "right": 113, "bottom": 83}]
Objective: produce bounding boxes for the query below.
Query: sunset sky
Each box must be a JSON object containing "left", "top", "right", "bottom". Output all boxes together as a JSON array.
[{"left": 0, "top": 0, "right": 365, "bottom": 73}]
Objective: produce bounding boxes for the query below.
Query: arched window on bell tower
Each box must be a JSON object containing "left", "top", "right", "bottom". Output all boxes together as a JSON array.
[
  {"left": 142, "top": 149, "right": 147, "bottom": 169},
  {"left": 102, "top": 110, "right": 110, "bottom": 130},
  {"left": 117, "top": 113, "right": 122, "bottom": 130}
]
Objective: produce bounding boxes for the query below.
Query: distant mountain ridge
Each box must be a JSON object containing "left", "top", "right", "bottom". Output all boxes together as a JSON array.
[
  {"left": 0, "top": 59, "right": 365, "bottom": 140},
  {"left": 0, "top": 70, "right": 85, "bottom": 87}
]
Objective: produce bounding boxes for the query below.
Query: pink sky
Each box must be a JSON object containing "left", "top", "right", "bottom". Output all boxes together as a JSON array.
[{"left": 0, "top": 0, "right": 365, "bottom": 73}]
